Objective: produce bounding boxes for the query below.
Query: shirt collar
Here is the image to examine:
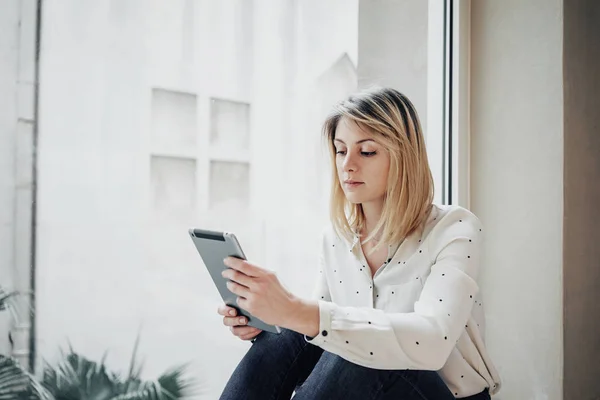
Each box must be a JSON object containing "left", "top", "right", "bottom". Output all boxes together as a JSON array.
[{"left": 350, "top": 234, "right": 397, "bottom": 253}]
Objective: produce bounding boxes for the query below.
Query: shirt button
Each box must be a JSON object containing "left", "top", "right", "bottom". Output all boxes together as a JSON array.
[{"left": 322, "top": 330, "right": 328, "bottom": 337}]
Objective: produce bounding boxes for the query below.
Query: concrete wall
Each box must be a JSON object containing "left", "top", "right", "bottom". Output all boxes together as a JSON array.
[
  {"left": 470, "top": 1, "right": 564, "bottom": 399},
  {"left": 562, "top": 0, "right": 600, "bottom": 398}
]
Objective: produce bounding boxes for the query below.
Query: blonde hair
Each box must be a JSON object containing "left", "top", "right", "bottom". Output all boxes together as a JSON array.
[{"left": 322, "top": 87, "right": 434, "bottom": 254}]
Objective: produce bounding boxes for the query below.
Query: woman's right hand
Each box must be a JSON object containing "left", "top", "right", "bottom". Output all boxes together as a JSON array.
[{"left": 218, "top": 304, "right": 263, "bottom": 341}]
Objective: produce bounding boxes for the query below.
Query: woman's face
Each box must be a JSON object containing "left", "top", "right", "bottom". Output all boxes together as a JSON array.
[{"left": 334, "top": 117, "right": 390, "bottom": 205}]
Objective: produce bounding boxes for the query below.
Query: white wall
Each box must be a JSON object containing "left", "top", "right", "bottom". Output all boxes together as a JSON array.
[
  {"left": 35, "top": 2, "right": 261, "bottom": 397},
  {"left": 35, "top": 1, "right": 357, "bottom": 399},
  {"left": 470, "top": 1, "right": 564, "bottom": 398}
]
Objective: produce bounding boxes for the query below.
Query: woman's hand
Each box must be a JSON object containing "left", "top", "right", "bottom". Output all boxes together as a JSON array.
[
  {"left": 217, "top": 304, "right": 263, "bottom": 341},
  {"left": 221, "top": 257, "right": 296, "bottom": 327}
]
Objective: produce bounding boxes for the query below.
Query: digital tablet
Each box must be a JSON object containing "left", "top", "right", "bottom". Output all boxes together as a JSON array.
[{"left": 188, "top": 228, "right": 282, "bottom": 334}]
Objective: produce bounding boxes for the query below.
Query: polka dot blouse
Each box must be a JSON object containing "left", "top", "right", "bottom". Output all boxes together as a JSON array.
[{"left": 305, "top": 205, "right": 501, "bottom": 398}]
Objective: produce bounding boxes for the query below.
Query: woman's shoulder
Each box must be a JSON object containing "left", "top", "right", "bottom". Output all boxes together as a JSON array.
[
  {"left": 424, "top": 204, "right": 484, "bottom": 242},
  {"left": 319, "top": 223, "right": 349, "bottom": 247},
  {"left": 428, "top": 203, "right": 481, "bottom": 224},
  {"left": 423, "top": 204, "right": 484, "bottom": 278}
]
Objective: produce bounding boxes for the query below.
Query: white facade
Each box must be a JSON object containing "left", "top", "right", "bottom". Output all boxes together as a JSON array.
[{"left": 33, "top": 1, "right": 359, "bottom": 398}]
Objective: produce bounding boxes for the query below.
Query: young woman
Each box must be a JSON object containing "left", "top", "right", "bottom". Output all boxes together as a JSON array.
[{"left": 217, "top": 87, "right": 501, "bottom": 399}]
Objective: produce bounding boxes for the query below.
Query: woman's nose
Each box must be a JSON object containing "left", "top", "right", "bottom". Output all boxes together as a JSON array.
[{"left": 343, "top": 152, "right": 357, "bottom": 172}]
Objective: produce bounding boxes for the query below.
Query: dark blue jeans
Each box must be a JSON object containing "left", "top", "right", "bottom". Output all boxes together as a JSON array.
[{"left": 220, "top": 328, "right": 491, "bottom": 400}]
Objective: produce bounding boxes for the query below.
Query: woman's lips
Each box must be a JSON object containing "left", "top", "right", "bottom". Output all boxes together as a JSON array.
[{"left": 344, "top": 182, "right": 364, "bottom": 189}]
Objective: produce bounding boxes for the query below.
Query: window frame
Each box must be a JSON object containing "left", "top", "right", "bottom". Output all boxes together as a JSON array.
[{"left": 427, "top": 0, "right": 470, "bottom": 207}]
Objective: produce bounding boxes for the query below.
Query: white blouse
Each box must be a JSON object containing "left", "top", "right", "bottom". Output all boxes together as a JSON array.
[{"left": 305, "top": 204, "right": 501, "bottom": 398}]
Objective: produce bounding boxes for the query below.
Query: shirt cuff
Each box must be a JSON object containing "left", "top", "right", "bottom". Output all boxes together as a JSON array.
[{"left": 303, "top": 300, "right": 333, "bottom": 345}]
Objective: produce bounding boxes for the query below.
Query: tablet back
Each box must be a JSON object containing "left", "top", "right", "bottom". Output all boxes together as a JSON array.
[{"left": 189, "top": 228, "right": 281, "bottom": 334}]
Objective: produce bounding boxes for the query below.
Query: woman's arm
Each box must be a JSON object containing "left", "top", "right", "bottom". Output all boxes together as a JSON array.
[
  {"left": 280, "top": 297, "right": 320, "bottom": 337},
  {"left": 280, "top": 234, "right": 332, "bottom": 337}
]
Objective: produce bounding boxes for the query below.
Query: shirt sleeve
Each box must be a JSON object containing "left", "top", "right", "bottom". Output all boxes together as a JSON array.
[{"left": 304, "top": 208, "right": 482, "bottom": 371}]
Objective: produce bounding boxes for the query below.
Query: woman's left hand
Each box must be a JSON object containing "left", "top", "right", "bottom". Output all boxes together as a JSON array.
[{"left": 222, "top": 257, "right": 297, "bottom": 327}]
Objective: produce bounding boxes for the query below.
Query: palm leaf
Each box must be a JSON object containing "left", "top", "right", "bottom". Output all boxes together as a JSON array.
[
  {"left": 109, "top": 363, "right": 195, "bottom": 400},
  {"left": 0, "top": 355, "right": 54, "bottom": 400},
  {"left": 41, "top": 351, "right": 116, "bottom": 400},
  {"left": 42, "top": 339, "right": 195, "bottom": 400},
  {"left": 156, "top": 365, "right": 195, "bottom": 399},
  {"left": 109, "top": 381, "right": 169, "bottom": 400},
  {"left": 110, "top": 365, "right": 194, "bottom": 400},
  {"left": 0, "top": 355, "right": 29, "bottom": 399},
  {"left": 0, "top": 292, "right": 16, "bottom": 311},
  {"left": 125, "top": 331, "right": 145, "bottom": 387},
  {"left": 1, "top": 289, "right": 196, "bottom": 400}
]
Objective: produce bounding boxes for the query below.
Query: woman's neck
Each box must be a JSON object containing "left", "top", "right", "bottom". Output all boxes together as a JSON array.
[{"left": 360, "top": 200, "right": 384, "bottom": 239}]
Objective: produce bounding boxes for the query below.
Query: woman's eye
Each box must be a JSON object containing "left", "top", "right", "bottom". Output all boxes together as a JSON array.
[{"left": 336, "top": 150, "right": 376, "bottom": 156}]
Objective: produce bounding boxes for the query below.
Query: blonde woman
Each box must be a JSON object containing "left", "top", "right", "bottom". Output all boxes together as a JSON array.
[{"left": 218, "top": 87, "right": 501, "bottom": 399}]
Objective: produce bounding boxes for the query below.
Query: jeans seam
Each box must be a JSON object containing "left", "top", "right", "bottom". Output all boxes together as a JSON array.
[{"left": 270, "top": 335, "right": 312, "bottom": 400}]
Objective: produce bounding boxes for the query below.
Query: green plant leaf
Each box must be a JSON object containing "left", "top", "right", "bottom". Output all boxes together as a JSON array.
[
  {"left": 0, "top": 293, "right": 16, "bottom": 311},
  {"left": 157, "top": 365, "right": 195, "bottom": 399},
  {"left": 110, "top": 381, "right": 160, "bottom": 400},
  {"left": 42, "top": 339, "right": 196, "bottom": 400},
  {"left": 42, "top": 351, "right": 116, "bottom": 400},
  {"left": 0, "top": 355, "right": 54, "bottom": 400}
]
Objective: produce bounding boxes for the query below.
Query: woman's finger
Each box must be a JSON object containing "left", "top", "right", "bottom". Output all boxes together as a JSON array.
[
  {"left": 230, "top": 325, "right": 256, "bottom": 337},
  {"left": 222, "top": 268, "right": 253, "bottom": 288},
  {"left": 223, "top": 257, "right": 263, "bottom": 278},
  {"left": 240, "top": 330, "right": 261, "bottom": 341},
  {"left": 226, "top": 280, "right": 251, "bottom": 298},
  {"left": 223, "top": 316, "right": 248, "bottom": 327},
  {"left": 217, "top": 304, "right": 237, "bottom": 317}
]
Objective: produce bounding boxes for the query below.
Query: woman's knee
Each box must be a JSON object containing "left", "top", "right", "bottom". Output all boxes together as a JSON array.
[
  {"left": 292, "top": 352, "right": 392, "bottom": 399},
  {"left": 293, "top": 354, "right": 454, "bottom": 400},
  {"left": 221, "top": 329, "right": 324, "bottom": 400},
  {"left": 252, "top": 328, "right": 306, "bottom": 350}
]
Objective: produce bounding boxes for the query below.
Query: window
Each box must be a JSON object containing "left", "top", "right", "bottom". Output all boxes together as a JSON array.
[
  {"left": 427, "top": 0, "right": 471, "bottom": 206},
  {"left": 150, "top": 89, "right": 198, "bottom": 220},
  {"left": 208, "top": 98, "right": 251, "bottom": 212}
]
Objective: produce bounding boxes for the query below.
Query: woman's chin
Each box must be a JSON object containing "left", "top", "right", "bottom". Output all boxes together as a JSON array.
[
  {"left": 345, "top": 193, "right": 383, "bottom": 206},
  {"left": 344, "top": 194, "right": 364, "bottom": 204}
]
